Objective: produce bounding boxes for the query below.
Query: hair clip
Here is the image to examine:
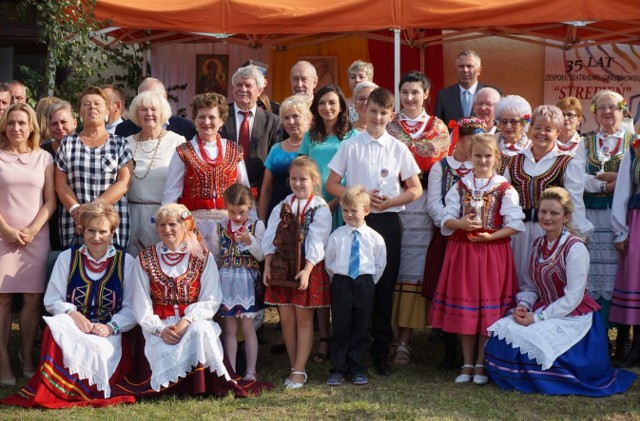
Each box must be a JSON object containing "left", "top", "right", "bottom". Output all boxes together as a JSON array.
[
  {"left": 181, "top": 210, "right": 193, "bottom": 221},
  {"left": 522, "top": 114, "right": 531, "bottom": 124},
  {"left": 150, "top": 216, "right": 156, "bottom": 224}
]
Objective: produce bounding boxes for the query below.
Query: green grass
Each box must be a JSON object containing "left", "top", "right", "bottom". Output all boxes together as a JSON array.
[{"left": 1, "top": 308, "right": 639, "bottom": 420}]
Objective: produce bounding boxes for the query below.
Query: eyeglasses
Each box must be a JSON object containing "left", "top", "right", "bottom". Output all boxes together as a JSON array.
[
  {"left": 356, "top": 96, "right": 369, "bottom": 103},
  {"left": 596, "top": 105, "right": 620, "bottom": 112},
  {"left": 498, "top": 119, "right": 522, "bottom": 126},
  {"left": 475, "top": 101, "right": 495, "bottom": 108},
  {"left": 562, "top": 113, "right": 578, "bottom": 119}
]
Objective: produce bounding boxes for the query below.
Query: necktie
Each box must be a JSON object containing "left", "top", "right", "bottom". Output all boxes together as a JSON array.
[
  {"left": 461, "top": 90, "right": 471, "bottom": 117},
  {"left": 348, "top": 230, "right": 360, "bottom": 279},
  {"left": 238, "top": 110, "right": 251, "bottom": 157}
]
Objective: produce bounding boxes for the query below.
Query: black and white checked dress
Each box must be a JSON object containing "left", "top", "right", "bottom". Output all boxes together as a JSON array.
[{"left": 55, "top": 134, "right": 133, "bottom": 248}]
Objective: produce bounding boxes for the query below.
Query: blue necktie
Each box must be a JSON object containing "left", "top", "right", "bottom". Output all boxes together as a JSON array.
[
  {"left": 348, "top": 230, "right": 360, "bottom": 279},
  {"left": 461, "top": 90, "right": 471, "bottom": 117}
]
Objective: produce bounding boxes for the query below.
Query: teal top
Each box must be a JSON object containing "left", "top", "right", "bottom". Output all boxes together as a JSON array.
[{"left": 300, "top": 129, "right": 358, "bottom": 229}]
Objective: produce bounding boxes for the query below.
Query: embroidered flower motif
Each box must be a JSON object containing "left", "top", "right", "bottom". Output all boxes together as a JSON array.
[
  {"left": 522, "top": 114, "right": 531, "bottom": 124},
  {"left": 181, "top": 210, "right": 193, "bottom": 221}
]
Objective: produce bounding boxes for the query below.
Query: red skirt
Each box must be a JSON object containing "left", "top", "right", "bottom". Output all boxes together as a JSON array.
[
  {"left": 422, "top": 228, "right": 449, "bottom": 300},
  {"left": 265, "top": 261, "right": 330, "bottom": 308},
  {"left": 111, "top": 330, "right": 272, "bottom": 398},
  {"left": 429, "top": 230, "right": 518, "bottom": 336},
  {"left": 1, "top": 328, "right": 135, "bottom": 409}
]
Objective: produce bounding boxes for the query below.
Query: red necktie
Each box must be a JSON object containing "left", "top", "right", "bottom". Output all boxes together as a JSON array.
[{"left": 239, "top": 110, "right": 251, "bottom": 157}]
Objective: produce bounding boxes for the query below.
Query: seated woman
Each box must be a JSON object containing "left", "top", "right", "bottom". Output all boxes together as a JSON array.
[
  {"left": 114, "top": 204, "right": 269, "bottom": 397},
  {"left": 485, "top": 187, "right": 637, "bottom": 396},
  {"left": 2, "top": 201, "right": 137, "bottom": 408}
]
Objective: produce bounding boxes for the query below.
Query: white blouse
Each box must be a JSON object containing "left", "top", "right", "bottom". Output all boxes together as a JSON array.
[
  {"left": 262, "top": 194, "right": 332, "bottom": 265},
  {"left": 426, "top": 156, "right": 472, "bottom": 228},
  {"left": 503, "top": 146, "right": 593, "bottom": 237},
  {"left": 440, "top": 173, "right": 525, "bottom": 236}
]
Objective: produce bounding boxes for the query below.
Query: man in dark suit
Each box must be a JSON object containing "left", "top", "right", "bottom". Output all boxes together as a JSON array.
[
  {"left": 434, "top": 50, "right": 485, "bottom": 125},
  {"left": 115, "top": 78, "right": 197, "bottom": 140},
  {"left": 220, "top": 65, "right": 283, "bottom": 191}
]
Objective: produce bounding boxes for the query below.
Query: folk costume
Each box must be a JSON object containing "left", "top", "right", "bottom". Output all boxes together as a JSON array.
[
  {"left": 610, "top": 142, "right": 640, "bottom": 326},
  {"left": 113, "top": 242, "right": 262, "bottom": 397},
  {"left": 162, "top": 135, "right": 248, "bottom": 251},
  {"left": 486, "top": 231, "right": 637, "bottom": 396},
  {"left": 211, "top": 219, "right": 265, "bottom": 317},
  {"left": 262, "top": 194, "right": 332, "bottom": 308},
  {"left": 2, "top": 246, "right": 137, "bottom": 408},
  {"left": 504, "top": 147, "right": 592, "bottom": 285},
  {"left": 387, "top": 111, "right": 450, "bottom": 329},
  {"left": 581, "top": 130, "right": 633, "bottom": 315},
  {"left": 429, "top": 173, "right": 524, "bottom": 335}
]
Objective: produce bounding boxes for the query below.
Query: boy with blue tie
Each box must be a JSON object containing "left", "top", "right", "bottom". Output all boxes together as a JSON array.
[{"left": 325, "top": 186, "right": 386, "bottom": 386}]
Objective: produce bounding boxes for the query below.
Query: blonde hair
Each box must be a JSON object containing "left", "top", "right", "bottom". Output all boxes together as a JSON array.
[
  {"left": 79, "top": 200, "right": 120, "bottom": 232},
  {"left": 128, "top": 90, "right": 172, "bottom": 127},
  {"left": 471, "top": 133, "right": 501, "bottom": 169},
  {"left": 155, "top": 204, "right": 206, "bottom": 260},
  {"left": 538, "top": 187, "right": 577, "bottom": 236},
  {"left": 340, "top": 185, "right": 371, "bottom": 209},
  {"left": 289, "top": 156, "right": 321, "bottom": 194},
  {"left": 0, "top": 103, "right": 40, "bottom": 151},
  {"left": 347, "top": 60, "right": 374, "bottom": 80},
  {"left": 530, "top": 105, "right": 564, "bottom": 132},
  {"left": 279, "top": 95, "right": 312, "bottom": 132},
  {"left": 35, "top": 96, "right": 61, "bottom": 141}
]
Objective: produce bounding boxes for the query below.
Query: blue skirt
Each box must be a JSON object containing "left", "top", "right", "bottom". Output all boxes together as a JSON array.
[{"left": 485, "top": 313, "right": 637, "bottom": 396}]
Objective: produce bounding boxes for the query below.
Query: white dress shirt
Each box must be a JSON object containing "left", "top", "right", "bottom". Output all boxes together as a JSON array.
[
  {"left": 324, "top": 223, "right": 387, "bottom": 283},
  {"left": 233, "top": 104, "right": 258, "bottom": 141},
  {"left": 327, "top": 130, "right": 421, "bottom": 213}
]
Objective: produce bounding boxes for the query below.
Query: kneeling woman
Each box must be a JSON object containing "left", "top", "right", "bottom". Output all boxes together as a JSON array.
[
  {"left": 2, "top": 201, "right": 137, "bottom": 408},
  {"left": 116, "top": 204, "right": 267, "bottom": 397},
  {"left": 485, "top": 187, "right": 637, "bottom": 396}
]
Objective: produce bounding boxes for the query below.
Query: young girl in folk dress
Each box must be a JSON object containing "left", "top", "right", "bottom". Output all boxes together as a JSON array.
[
  {"left": 212, "top": 184, "right": 265, "bottom": 381},
  {"left": 429, "top": 134, "right": 525, "bottom": 385},
  {"left": 262, "top": 157, "right": 332, "bottom": 389}
]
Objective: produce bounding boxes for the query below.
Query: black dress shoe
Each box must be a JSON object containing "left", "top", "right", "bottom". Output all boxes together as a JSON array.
[{"left": 375, "top": 360, "right": 392, "bottom": 376}]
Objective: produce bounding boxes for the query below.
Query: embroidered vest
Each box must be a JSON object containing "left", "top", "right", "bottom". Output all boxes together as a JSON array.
[
  {"left": 216, "top": 220, "right": 261, "bottom": 269},
  {"left": 139, "top": 245, "right": 207, "bottom": 319},
  {"left": 508, "top": 154, "right": 571, "bottom": 212},
  {"left": 176, "top": 141, "right": 242, "bottom": 210},
  {"left": 66, "top": 247, "right": 125, "bottom": 323},
  {"left": 458, "top": 180, "right": 511, "bottom": 230},
  {"left": 529, "top": 234, "right": 600, "bottom": 316},
  {"left": 583, "top": 132, "right": 633, "bottom": 209},
  {"left": 439, "top": 159, "right": 466, "bottom": 206}
]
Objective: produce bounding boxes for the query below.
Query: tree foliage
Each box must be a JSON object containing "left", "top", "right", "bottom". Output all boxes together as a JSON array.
[{"left": 19, "top": 0, "right": 147, "bottom": 103}]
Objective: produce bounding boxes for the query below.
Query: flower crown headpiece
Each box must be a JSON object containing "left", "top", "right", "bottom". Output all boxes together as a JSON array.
[
  {"left": 522, "top": 114, "right": 531, "bottom": 124},
  {"left": 591, "top": 99, "right": 628, "bottom": 114},
  {"left": 448, "top": 117, "right": 487, "bottom": 155}
]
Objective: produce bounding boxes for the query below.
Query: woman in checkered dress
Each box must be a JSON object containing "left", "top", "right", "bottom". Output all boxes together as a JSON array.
[{"left": 55, "top": 86, "right": 133, "bottom": 249}]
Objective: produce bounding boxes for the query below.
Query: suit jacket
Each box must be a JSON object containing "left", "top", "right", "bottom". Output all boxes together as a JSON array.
[
  {"left": 115, "top": 115, "right": 197, "bottom": 140},
  {"left": 434, "top": 82, "right": 486, "bottom": 127},
  {"left": 220, "top": 104, "right": 283, "bottom": 189}
]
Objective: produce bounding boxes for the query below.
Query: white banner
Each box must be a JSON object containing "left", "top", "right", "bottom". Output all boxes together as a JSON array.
[{"left": 543, "top": 44, "right": 640, "bottom": 132}]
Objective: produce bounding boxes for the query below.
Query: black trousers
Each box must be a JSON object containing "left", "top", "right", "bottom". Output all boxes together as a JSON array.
[
  {"left": 330, "top": 274, "right": 376, "bottom": 376},
  {"left": 364, "top": 212, "right": 402, "bottom": 363}
]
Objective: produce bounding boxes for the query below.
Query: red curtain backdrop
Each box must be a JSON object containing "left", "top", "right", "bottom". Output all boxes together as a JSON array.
[{"left": 367, "top": 30, "right": 443, "bottom": 115}]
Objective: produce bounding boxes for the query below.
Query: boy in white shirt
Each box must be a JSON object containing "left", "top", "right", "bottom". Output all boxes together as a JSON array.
[
  {"left": 326, "top": 88, "right": 422, "bottom": 376},
  {"left": 325, "top": 186, "right": 386, "bottom": 386}
]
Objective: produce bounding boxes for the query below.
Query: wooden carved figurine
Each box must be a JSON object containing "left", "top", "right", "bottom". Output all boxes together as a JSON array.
[{"left": 269, "top": 203, "right": 303, "bottom": 287}]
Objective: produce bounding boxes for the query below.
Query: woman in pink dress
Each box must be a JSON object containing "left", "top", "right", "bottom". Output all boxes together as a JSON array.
[{"left": 0, "top": 103, "right": 57, "bottom": 386}]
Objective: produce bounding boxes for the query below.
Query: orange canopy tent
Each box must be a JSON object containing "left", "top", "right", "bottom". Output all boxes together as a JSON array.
[{"left": 92, "top": 0, "right": 640, "bottom": 49}]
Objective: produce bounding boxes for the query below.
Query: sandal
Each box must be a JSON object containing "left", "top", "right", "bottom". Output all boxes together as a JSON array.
[
  {"left": 285, "top": 371, "right": 307, "bottom": 389},
  {"left": 243, "top": 371, "right": 258, "bottom": 382},
  {"left": 312, "top": 337, "right": 331, "bottom": 364},
  {"left": 393, "top": 342, "right": 411, "bottom": 366}
]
